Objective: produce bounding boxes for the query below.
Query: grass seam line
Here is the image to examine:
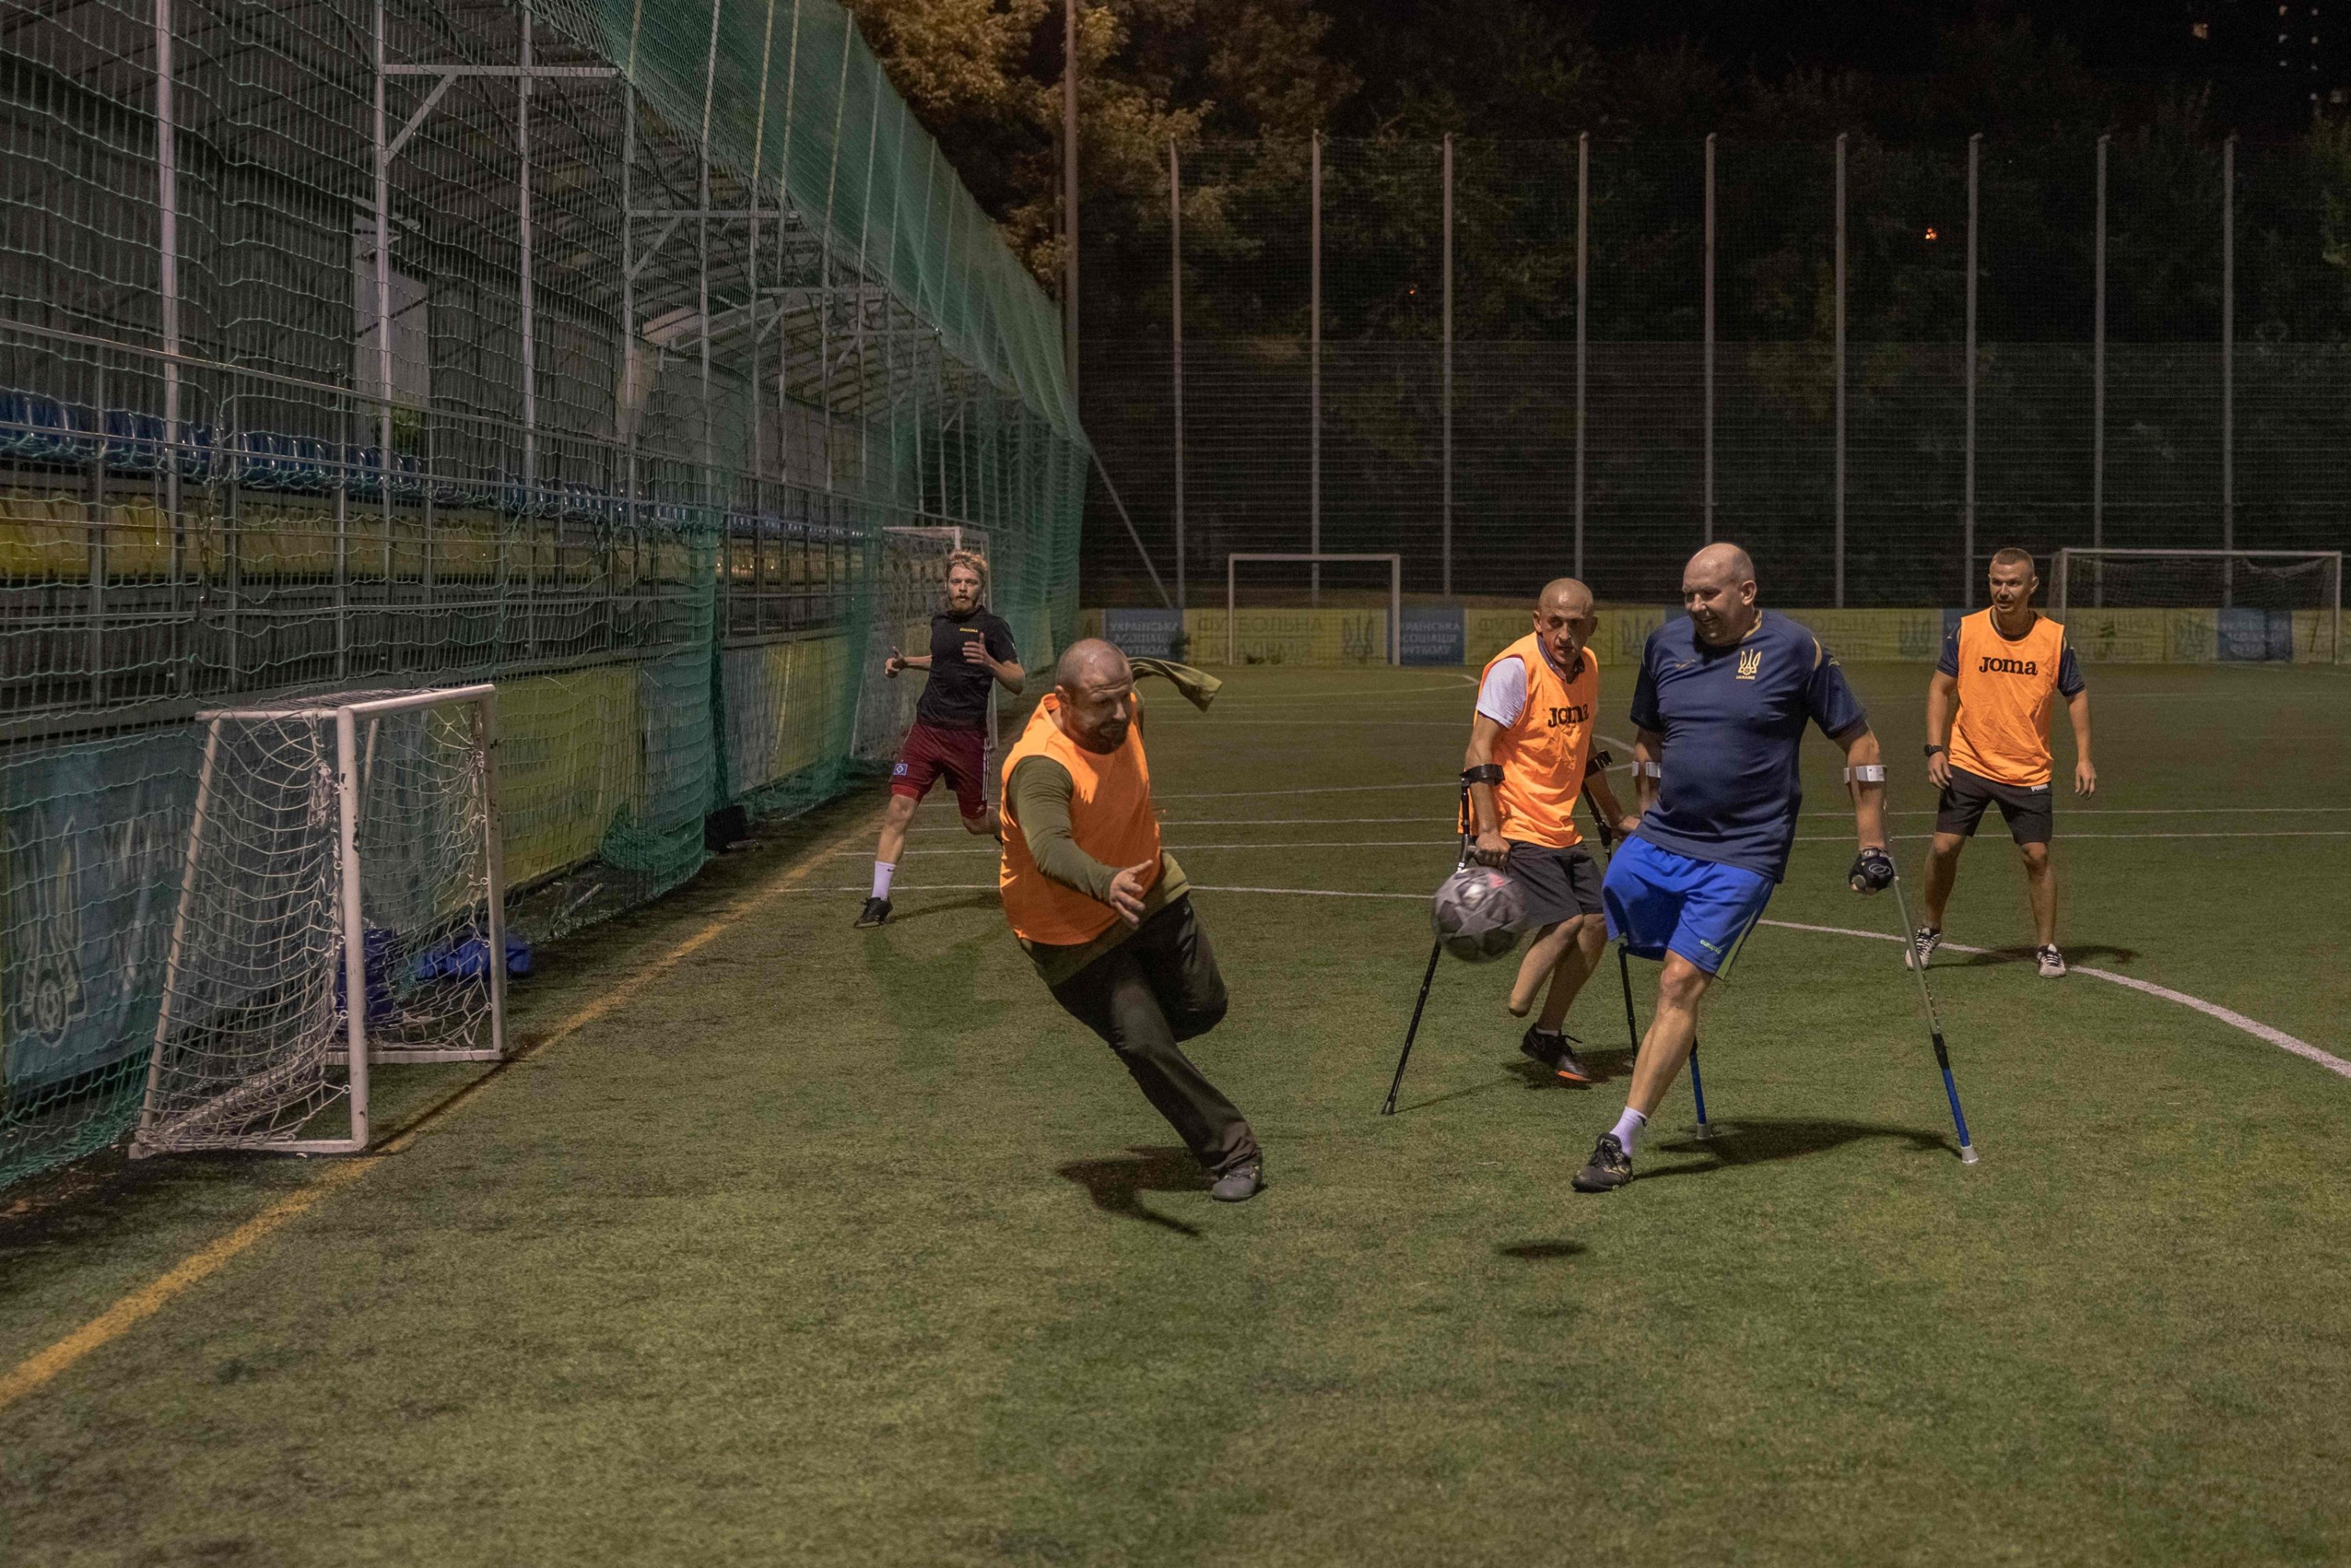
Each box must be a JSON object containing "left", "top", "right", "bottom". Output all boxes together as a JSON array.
[{"left": 0, "top": 813, "right": 876, "bottom": 1416}]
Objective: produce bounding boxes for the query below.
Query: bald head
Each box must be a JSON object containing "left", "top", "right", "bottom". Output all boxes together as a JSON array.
[
  {"left": 1538, "top": 578, "right": 1595, "bottom": 617},
  {"left": 1530, "top": 577, "right": 1598, "bottom": 667},
  {"left": 1052, "top": 639, "right": 1136, "bottom": 752},
  {"left": 1682, "top": 542, "right": 1760, "bottom": 646},
  {"left": 1685, "top": 543, "right": 1755, "bottom": 591},
  {"left": 1054, "top": 637, "right": 1130, "bottom": 693}
]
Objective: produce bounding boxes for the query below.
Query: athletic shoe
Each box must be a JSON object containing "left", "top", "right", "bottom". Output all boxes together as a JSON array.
[
  {"left": 1209, "top": 1161, "right": 1264, "bottom": 1203},
  {"left": 2036, "top": 943, "right": 2067, "bottom": 978},
  {"left": 1519, "top": 1027, "right": 1593, "bottom": 1085},
  {"left": 1552, "top": 1038, "right": 1594, "bottom": 1085},
  {"left": 853, "top": 896, "right": 893, "bottom": 929},
  {"left": 1571, "top": 1132, "right": 1632, "bottom": 1193},
  {"left": 1904, "top": 926, "right": 1943, "bottom": 971}
]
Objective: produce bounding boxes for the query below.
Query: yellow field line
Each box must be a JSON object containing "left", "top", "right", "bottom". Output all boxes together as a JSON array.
[{"left": 0, "top": 814, "right": 877, "bottom": 1414}]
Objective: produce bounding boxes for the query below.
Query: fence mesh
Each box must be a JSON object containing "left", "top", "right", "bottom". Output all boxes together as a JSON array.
[
  {"left": 0, "top": 0, "right": 1083, "bottom": 1188},
  {"left": 1082, "top": 133, "right": 2351, "bottom": 617}
]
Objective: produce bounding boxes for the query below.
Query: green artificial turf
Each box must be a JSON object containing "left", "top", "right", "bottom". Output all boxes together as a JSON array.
[{"left": 3, "top": 661, "right": 2349, "bottom": 1566}]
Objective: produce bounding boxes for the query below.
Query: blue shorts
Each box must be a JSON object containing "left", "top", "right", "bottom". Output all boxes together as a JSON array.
[{"left": 1603, "top": 836, "right": 1774, "bottom": 976}]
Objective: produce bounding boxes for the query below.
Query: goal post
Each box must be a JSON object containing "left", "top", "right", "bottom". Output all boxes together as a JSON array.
[
  {"left": 132, "top": 684, "right": 508, "bottom": 1158},
  {"left": 1225, "top": 553, "right": 1402, "bottom": 667},
  {"left": 2051, "top": 549, "right": 2343, "bottom": 664}
]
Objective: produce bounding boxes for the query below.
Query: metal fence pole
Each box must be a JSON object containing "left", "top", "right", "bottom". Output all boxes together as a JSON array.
[
  {"left": 1834, "top": 132, "right": 1846, "bottom": 610},
  {"left": 520, "top": 4, "right": 537, "bottom": 492},
  {"left": 1170, "top": 138, "right": 1184, "bottom": 613},
  {"left": 156, "top": 0, "right": 183, "bottom": 693},
  {"left": 1310, "top": 129, "right": 1321, "bottom": 607},
  {"left": 1574, "top": 130, "right": 1587, "bottom": 581},
  {"left": 698, "top": 0, "right": 720, "bottom": 621},
  {"left": 1442, "top": 131, "right": 1454, "bottom": 597},
  {"left": 2094, "top": 133, "right": 2106, "bottom": 601},
  {"left": 1703, "top": 131, "right": 1715, "bottom": 546},
  {"left": 374, "top": 0, "right": 396, "bottom": 658},
  {"left": 2222, "top": 133, "right": 2235, "bottom": 607},
  {"left": 1964, "top": 132, "right": 1978, "bottom": 608}
]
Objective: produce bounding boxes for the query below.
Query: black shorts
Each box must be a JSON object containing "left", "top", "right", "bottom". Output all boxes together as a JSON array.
[
  {"left": 1503, "top": 842, "right": 1605, "bottom": 926},
  {"left": 1936, "top": 765, "right": 2053, "bottom": 846}
]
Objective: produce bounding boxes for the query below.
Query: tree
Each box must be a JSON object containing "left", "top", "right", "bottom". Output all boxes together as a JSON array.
[{"left": 845, "top": 0, "right": 1354, "bottom": 285}]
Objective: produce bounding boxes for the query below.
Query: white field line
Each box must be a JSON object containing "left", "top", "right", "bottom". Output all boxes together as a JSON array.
[
  {"left": 1758, "top": 918, "right": 2351, "bottom": 1082},
  {"left": 1797, "top": 806, "right": 2351, "bottom": 817},
  {"left": 864, "top": 829, "right": 2351, "bottom": 858},
  {"left": 1155, "top": 781, "right": 1461, "bottom": 800},
  {"left": 1202, "top": 683, "right": 1483, "bottom": 705},
  {"left": 813, "top": 882, "right": 2350, "bottom": 1081},
  {"left": 912, "top": 806, "right": 2351, "bottom": 835}
]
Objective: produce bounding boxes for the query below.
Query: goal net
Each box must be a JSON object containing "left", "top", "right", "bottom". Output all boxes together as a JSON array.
[
  {"left": 132, "top": 686, "right": 507, "bottom": 1157},
  {"left": 1218, "top": 553, "right": 1402, "bottom": 667},
  {"left": 854, "top": 525, "right": 998, "bottom": 766},
  {"left": 2051, "top": 550, "right": 2343, "bottom": 664}
]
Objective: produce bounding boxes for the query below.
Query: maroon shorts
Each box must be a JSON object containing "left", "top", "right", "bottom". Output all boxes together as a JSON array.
[{"left": 892, "top": 722, "right": 989, "bottom": 818}]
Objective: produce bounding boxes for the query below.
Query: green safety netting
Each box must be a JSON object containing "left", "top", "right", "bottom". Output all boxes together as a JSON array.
[{"left": 0, "top": 0, "right": 1084, "bottom": 1187}]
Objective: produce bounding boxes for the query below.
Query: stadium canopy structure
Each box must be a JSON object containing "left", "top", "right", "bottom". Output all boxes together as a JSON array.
[{"left": 0, "top": 0, "right": 1085, "bottom": 1188}]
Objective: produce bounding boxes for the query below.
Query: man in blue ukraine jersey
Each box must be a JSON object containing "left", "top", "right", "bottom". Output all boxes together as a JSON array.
[{"left": 1572, "top": 543, "right": 1896, "bottom": 1193}]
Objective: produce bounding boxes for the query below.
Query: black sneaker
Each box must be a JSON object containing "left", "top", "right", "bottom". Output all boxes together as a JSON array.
[
  {"left": 1552, "top": 1037, "right": 1593, "bottom": 1085},
  {"left": 853, "top": 896, "right": 893, "bottom": 929},
  {"left": 1520, "top": 1027, "right": 1593, "bottom": 1083},
  {"left": 1209, "top": 1161, "right": 1264, "bottom": 1203},
  {"left": 1571, "top": 1132, "right": 1633, "bottom": 1193}
]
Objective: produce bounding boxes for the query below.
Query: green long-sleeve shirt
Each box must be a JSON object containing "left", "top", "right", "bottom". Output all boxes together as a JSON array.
[{"left": 1005, "top": 753, "right": 1190, "bottom": 987}]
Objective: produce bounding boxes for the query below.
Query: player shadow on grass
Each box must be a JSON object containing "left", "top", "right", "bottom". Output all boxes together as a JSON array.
[
  {"left": 1056, "top": 1146, "right": 1208, "bottom": 1237},
  {"left": 1502, "top": 1044, "right": 1636, "bottom": 1088},
  {"left": 1636, "top": 1117, "right": 1954, "bottom": 1181},
  {"left": 874, "top": 891, "right": 1003, "bottom": 925},
  {"left": 1387, "top": 1046, "right": 1636, "bottom": 1114},
  {"left": 1942, "top": 942, "right": 2138, "bottom": 969}
]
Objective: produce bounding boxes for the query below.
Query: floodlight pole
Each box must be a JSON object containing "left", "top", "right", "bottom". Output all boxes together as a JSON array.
[
  {"left": 1063, "top": 0, "right": 1079, "bottom": 399},
  {"left": 1310, "top": 131, "right": 1322, "bottom": 607},
  {"left": 1574, "top": 131, "right": 1588, "bottom": 582},
  {"left": 1442, "top": 132, "right": 1454, "bottom": 597},
  {"left": 1834, "top": 131, "right": 1846, "bottom": 610},
  {"left": 1964, "top": 132, "right": 1978, "bottom": 607},
  {"left": 2094, "top": 133, "right": 2107, "bottom": 602},
  {"left": 2222, "top": 133, "right": 2236, "bottom": 608},
  {"left": 1703, "top": 132, "right": 1715, "bottom": 546},
  {"left": 1172, "top": 138, "right": 1185, "bottom": 612}
]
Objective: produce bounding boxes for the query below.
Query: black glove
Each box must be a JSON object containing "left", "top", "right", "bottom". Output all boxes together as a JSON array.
[{"left": 1847, "top": 846, "right": 1895, "bottom": 896}]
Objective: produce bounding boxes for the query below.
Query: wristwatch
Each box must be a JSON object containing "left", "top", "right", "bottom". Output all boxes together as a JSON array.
[{"left": 1923, "top": 744, "right": 1946, "bottom": 757}]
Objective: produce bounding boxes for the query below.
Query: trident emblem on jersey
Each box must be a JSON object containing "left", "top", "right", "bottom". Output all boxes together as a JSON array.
[{"left": 1736, "top": 647, "right": 1762, "bottom": 680}]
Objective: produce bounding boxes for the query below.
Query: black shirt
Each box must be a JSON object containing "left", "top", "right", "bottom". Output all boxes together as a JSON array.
[{"left": 915, "top": 607, "right": 1017, "bottom": 730}]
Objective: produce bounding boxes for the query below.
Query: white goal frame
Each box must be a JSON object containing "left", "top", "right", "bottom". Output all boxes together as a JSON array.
[
  {"left": 2051, "top": 548, "right": 2342, "bottom": 662},
  {"left": 132, "top": 683, "right": 509, "bottom": 1157},
  {"left": 1224, "top": 552, "right": 1403, "bottom": 667}
]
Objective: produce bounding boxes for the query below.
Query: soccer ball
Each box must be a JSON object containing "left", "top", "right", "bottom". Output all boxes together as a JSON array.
[{"left": 1430, "top": 866, "right": 1525, "bottom": 963}]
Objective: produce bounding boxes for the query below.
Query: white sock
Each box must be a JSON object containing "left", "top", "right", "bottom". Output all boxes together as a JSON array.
[
  {"left": 871, "top": 861, "right": 897, "bottom": 901},
  {"left": 1610, "top": 1106, "right": 1648, "bottom": 1156}
]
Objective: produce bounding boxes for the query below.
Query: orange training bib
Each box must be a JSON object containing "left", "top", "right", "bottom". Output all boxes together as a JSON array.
[
  {"left": 1480, "top": 633, "right": 1599, "bottom": 849},
  {"left": 998, "top": 692, "right": 1162, "bottom": 946}
]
